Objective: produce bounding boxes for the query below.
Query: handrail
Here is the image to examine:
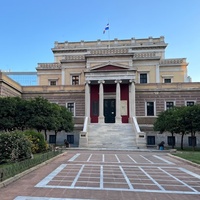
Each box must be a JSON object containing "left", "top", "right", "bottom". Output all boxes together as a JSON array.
[{"left": 82, "top": 117, "right": 89, "bottom": 132}]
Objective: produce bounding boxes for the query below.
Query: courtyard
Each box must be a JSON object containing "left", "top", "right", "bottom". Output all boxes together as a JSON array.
[{"left": 0, "top": 150, "right": 200, "bottom": 200}]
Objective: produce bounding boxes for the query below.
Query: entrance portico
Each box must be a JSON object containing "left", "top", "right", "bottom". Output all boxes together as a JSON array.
[{"left": 84, "top": 63, "right": 136, "bottom": 124}]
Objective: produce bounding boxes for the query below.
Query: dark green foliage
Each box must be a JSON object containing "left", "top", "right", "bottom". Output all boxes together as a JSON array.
[
  {"left": 154, "top": 105, "right": 200, "bottom": 150},
  {"left": 0, "top": 96, "right": 74, "bottom": 144},
  {"left": 23, "top": 130, "right": 48, "bottom": 153},
  {"left": 0, "top": 131, "right": 32, "bottom": 163}
]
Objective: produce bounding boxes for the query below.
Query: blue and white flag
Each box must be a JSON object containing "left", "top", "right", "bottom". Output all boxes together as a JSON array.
[{"left": 103, "top": 23, "right": 109, "bottom": 34}]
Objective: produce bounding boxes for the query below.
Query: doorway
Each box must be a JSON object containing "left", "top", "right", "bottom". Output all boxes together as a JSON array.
[{"left": 104, "top": 99, "right": 116, "bottom": 123}]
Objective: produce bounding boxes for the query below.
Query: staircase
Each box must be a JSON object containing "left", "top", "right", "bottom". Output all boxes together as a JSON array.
[{"left": 87, "top": 123, "right": 137, "bottom": 149}]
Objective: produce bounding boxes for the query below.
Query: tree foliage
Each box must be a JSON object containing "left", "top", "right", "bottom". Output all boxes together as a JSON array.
[
  {"left": 154, "top": 105, "right": 200, "bottom": 150},
  {"left": 0, "top": 96, "right": 74, "bottom": 143}
]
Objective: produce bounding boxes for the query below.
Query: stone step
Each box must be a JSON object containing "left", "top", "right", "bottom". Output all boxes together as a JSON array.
[{"left": 87, "top": 123, "right": 137, "bottom": 149}]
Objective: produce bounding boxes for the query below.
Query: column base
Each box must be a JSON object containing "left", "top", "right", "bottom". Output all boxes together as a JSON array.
[
  {"left": 98, "top": 116, "right": 105, "bottom": 123},
  {"left": 115, "top": 116, "right": 122, "bottom": 123}
]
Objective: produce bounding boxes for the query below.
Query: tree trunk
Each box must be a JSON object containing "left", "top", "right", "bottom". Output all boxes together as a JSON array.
[
  {"left": 55, "top": 131, "right": 57, "bottom": 146},
  {"left": 181, "top": 132, "right": 184, "bottom": 150},
  {"left": 171, "top": 132, "right": 175, "bottom": 149},
  {"left": 44, "top": 129, "right": 47, "bottom": 141},
  {"left": 192, "top": 132, "right": 196, "bottom": 151}
]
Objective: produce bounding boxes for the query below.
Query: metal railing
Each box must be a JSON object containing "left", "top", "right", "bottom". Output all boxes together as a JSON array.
[{"left": 0, "top": 150, "right": 62, "bottom": 182}]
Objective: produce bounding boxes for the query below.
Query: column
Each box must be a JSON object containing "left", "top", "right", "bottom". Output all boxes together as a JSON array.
[
  {"left": 115, "top": 80, "right": 122, "bottom": 123},
  {"left": 129, "top": 79, "right": 136, "bottom": 119},
  {"left": 61, "top": 68, "right": 65, "bottom": 85},
  {"left": 156, "top": 64, "right": 160, "bottom": 83},
  {"left": 98, "top": 80, "right": 105, "bottom": 123},
  {"left": 85, "top": 81, "right": 90, "bottom": 118}
]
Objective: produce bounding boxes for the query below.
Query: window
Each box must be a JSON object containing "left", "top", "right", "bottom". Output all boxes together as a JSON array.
[
  {"left": 146, "top": 102, "right": 154, "bottom": 116},
  {"left": 168, "top": 136, "right": 175, "bottom": 146},
  {"left": 147, "top": 136, "right": 155, "bottom": 145},
  {"left": 50, "top": 80, "right": 57, "bottom": 85},
  {"left": 166, "top": 102, "right": 174, "bottom": 110},
  {"left": 140, "top": 73, "right": 147, "bottom": 83},
  {"left": 67, "top": 135, "right": 74, "bottom": 144},
  {"left": 186, "top": 101, "right": 195, "bottom": 106},
  {"left": 164, "top": 78, "right": 171, "bottom": 83},
  {"left": 188, "top": 136, "right": 196, "bottom": 146},
  {"left": 72, "top": 75, "right": 79, "bottom": 85},
  {"left": 49, "top": 135, "right": 56, "bottom": 144},
  {"left": 66, "top": 102, "right": 75, "bottom": 116}
]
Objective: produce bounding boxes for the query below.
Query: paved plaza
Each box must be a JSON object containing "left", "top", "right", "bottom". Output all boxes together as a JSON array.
[{"left": 0, "top": 150, "right": 200, "bottom": 200}]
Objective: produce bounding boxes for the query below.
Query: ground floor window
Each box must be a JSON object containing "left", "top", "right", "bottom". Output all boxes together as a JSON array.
[
  {"left": 147, "top": 136, "right": 155, "bottom": 145},
  {"left": 168, "top": 136, "right": 175, "bottom": 146},
  {"left": 49, "top": 135, "right": 56, "bottom": 144},
  {"left": 188, "top": 136, "right": 196, "bottom": 146},
  {"left": 67, "top": 135, "right": 74, "bottom": 144}
]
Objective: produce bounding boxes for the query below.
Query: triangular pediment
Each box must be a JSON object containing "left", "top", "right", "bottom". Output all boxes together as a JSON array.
[{"left": 90, "top": 62, "right": 130, "bottom": 71}]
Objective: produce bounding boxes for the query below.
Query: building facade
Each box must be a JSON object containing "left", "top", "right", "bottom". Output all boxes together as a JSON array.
[{"left": 1, "top": 36, "right": 200, "bottom": 148}]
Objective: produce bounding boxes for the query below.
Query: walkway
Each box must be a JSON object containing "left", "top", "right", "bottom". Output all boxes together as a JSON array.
[{"left": 0, "top": 150, "right": 200, "bottom": 200}]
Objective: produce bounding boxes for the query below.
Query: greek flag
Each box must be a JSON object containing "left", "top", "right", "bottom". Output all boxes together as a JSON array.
[{"left": 103, "top": 23, "right": 109, "bottom": 34}]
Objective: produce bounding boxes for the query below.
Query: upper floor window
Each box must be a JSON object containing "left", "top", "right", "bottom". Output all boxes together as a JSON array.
[
  {"left": 50, "top": 80, "right": 57, "bottom": 85},
  {"left": 140, "top": 73, "right": 147, "bottom": 83},
  {"left": 72, "top": 75, "right": 79, "bottom": 85},
  {"left": 164, "top": 78, "right": 171, "bottom": 83},
  {"left": 166, "top": 101, "right": 174, "bottom": 110},
  {"left": 186, "top": 101, "right": 195, "bottom": 106},
  {"left": 66, "top": 102, "right": 75, "bottom": 116},
  {"left": 48, "top": 79, "right": 58, "bottom": 86}
]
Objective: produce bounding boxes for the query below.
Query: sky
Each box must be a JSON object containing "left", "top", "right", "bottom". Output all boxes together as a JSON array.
[{"left": 0, "top": 0, "right": 200, "bottom": 81}]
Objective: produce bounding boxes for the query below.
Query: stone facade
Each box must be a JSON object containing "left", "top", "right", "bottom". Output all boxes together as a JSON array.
[{"left": 0, "top": 36, "right": 200, "bottom": 148}]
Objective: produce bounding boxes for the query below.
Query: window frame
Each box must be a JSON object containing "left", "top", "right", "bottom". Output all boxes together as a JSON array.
[
  {"left": 145, "top": 101, "right": 156, "bottom": 116},
  {"left": 71, "top": 75, "right": 80, "bottom": 85},
  {"left": 185, "top": 101, "right": 196, "bottom": 106},
  {"left": 139, "top": 73, "right": 148, "bottom": 84},
  {"left": 67, "top": 135, "right": 74, "bottom": 144},
  {"left": 49, "top": 135, "right": 56, "bottom": 144},
  {"left": 165, "top": 101, "right": 175, "bottom": 110},
  {"left": 164, "top": 78, "right": 171, "bottom": 83},
  {"left": 168, "top": 136, "right": 176, "bottom": 146},
  {"left": 48, "top": 79, "right": 58, "bottom": 86},
  {"left": 147, "top": 136, "right": 155, "bottom": 145},
  {"left": 66, "top": 102, "right": 75, "bottom": 116},
  {"left": 162, "top": 75, "right": 173, "bottom": 83}
]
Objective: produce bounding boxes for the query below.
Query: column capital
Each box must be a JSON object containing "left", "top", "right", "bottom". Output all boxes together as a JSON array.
[
  {"left": 129, "top": 79, "right": 135, "bottom": 83},
  {"left": 85, "top": 80, "right": 91, "bottom": 85},
  {"left": 114, "top": 80, "right": 122, "bottom": 84},
  {"left": 98, "top": 80, "right": 105, "bottom": 84}
]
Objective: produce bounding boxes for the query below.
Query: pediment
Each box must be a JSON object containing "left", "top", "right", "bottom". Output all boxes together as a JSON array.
[{"left": 90, "top": 62, "right": 130, "bottom": 71}]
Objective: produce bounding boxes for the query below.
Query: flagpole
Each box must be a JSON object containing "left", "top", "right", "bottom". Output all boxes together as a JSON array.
[{"left": 108, "top": 27, "right": 110, "bottom": 49}]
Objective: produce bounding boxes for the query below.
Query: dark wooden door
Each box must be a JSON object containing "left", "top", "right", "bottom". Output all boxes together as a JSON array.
[{"left": 104, "top": 99, "right": 116, "bottom": 123}]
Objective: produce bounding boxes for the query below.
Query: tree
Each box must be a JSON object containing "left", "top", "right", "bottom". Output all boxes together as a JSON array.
[
  {"left": 50, "top": 104, "right": 74, "bottom": 145},
  {"left": 0, "top": 97, "right": 19, "bottom": 131},
  {"left": 27, "top": 97, "right": 54, "bottom": 140},
  {"left": 184, "top": 105, "right": 200, "bottom": 151},
  {"left": 154, "top": 107, "right": 180, "bottom": 149}
]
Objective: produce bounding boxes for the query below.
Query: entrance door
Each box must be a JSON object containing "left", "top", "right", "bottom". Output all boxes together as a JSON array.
[{"left": 104, "top": 99, "right": 116, "bottom": 123}]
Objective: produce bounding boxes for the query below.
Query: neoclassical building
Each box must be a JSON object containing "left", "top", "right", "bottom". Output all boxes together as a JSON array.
[{"left": 0, "top": 36, "right": 200, "bottom": 148}]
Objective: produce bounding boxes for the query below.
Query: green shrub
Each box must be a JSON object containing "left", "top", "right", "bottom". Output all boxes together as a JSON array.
[
  {"left": 0, "top": 131, "right": 32, "bottom": 163},
  {"left": 23, "top": 130, "right": 48, "bottom": 153}
]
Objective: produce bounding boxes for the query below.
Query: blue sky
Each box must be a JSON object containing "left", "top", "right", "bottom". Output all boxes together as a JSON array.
[{"left": 0, "top": 0, "right": 200, "bottom": 81}]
